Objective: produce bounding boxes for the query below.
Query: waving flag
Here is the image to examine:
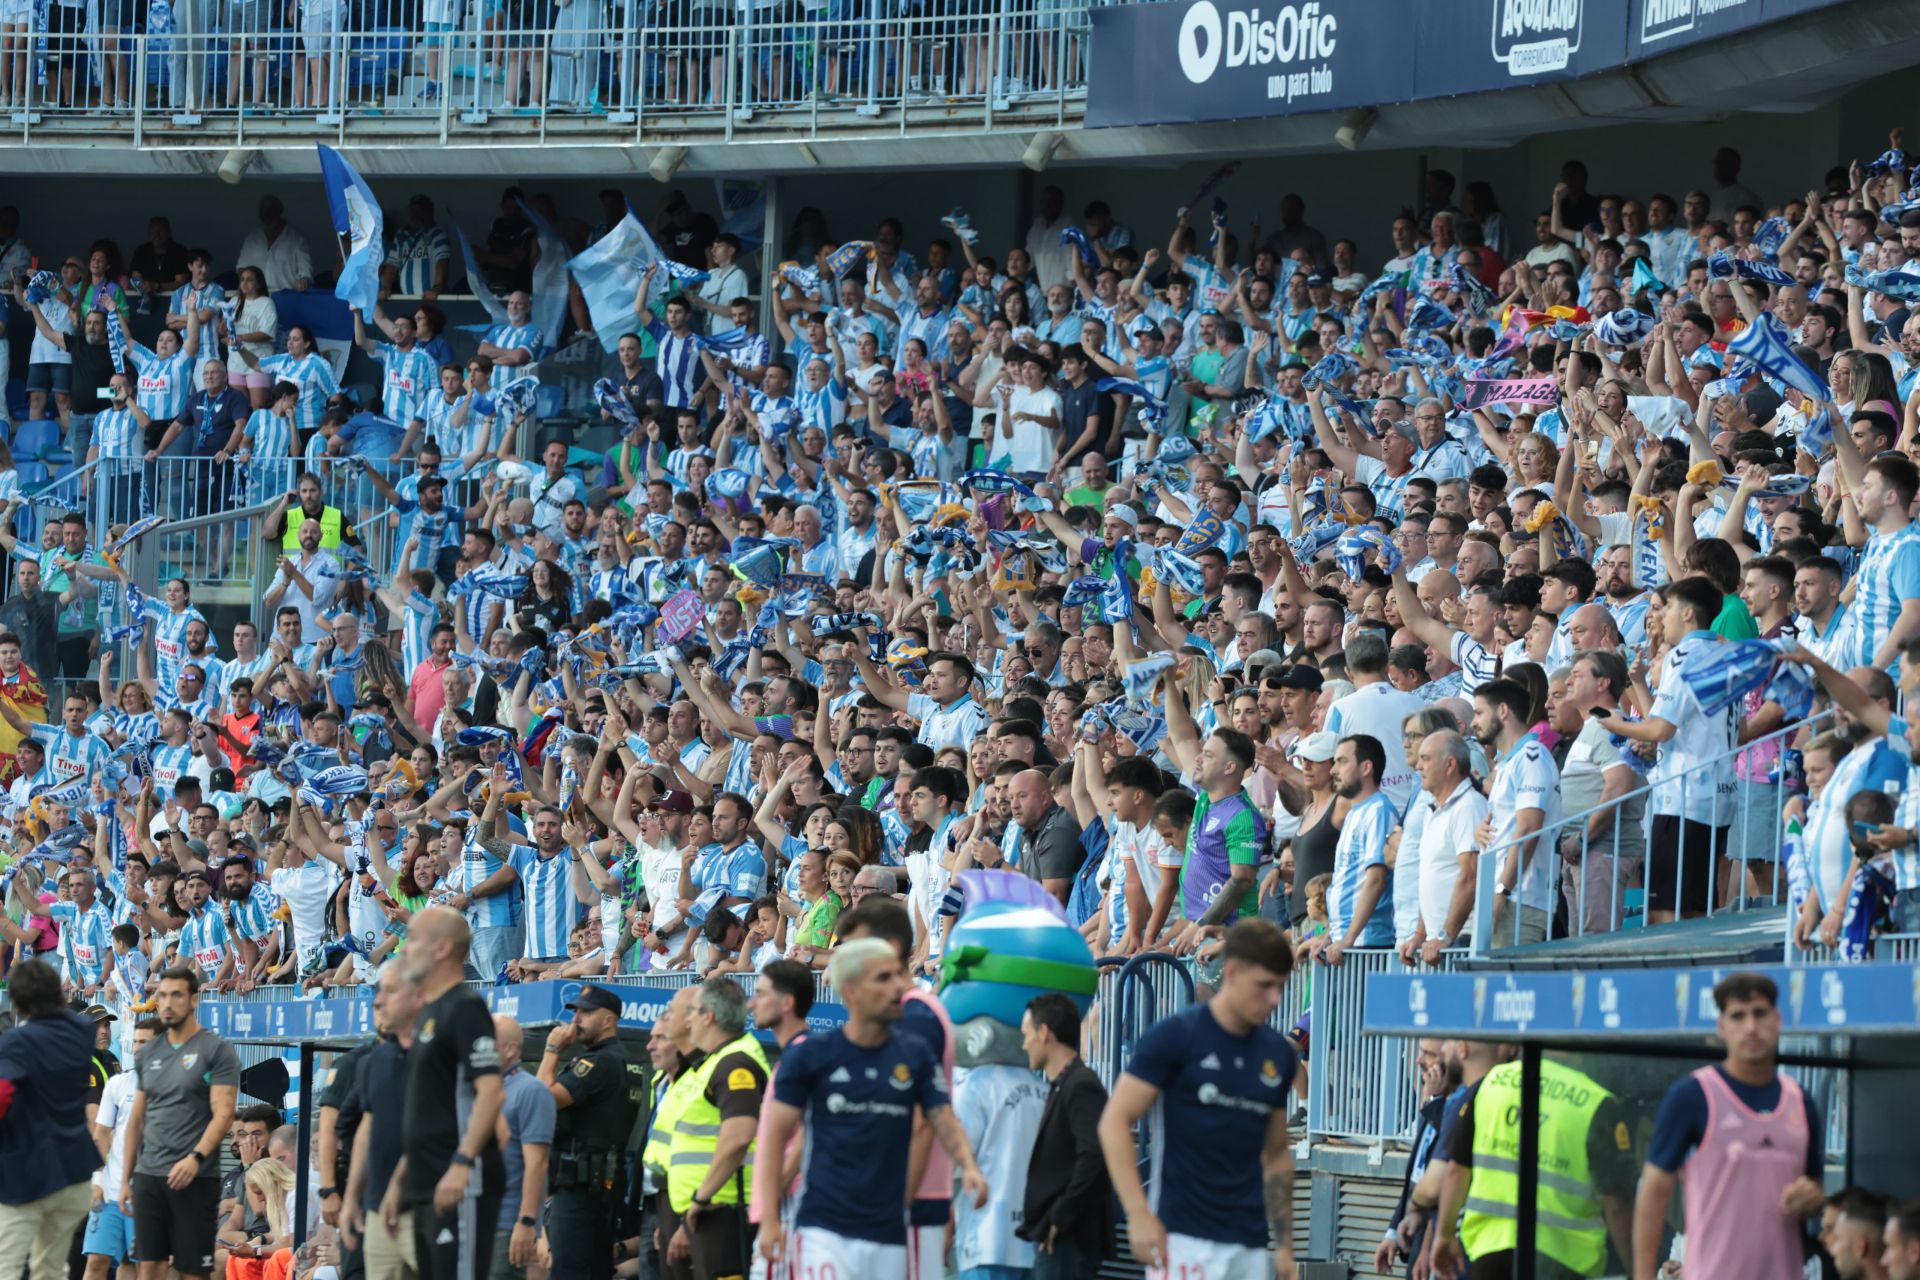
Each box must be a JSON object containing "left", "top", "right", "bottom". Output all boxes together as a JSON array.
[
  {"left": 1593, "top": 309, "right": 1655, "bottom": 347},
  {"left": 594, "top": 376, "right": 640, "bottom": 427},
  {"left": 1154, "top": 548, "right": 1208, "bottom": 598},
  {"left": 1445, "top": 264, "right": 1497, "bottom": 320},
  {"left": 317, "top": 145, "right": 384, "bottom": 317},
  {"left": 715, "top": 179, "right": 766, "bottom": 249},
  {"left": 1799, "top": 404, "right": 1836, "bottom": 457},
  {"left": 1122, "top": 655, "right": 1176, "bottom": 708},
  {"left": 1630, "top": 258, "right": 1666, "bottom": 297},
  {"left": 1180, "top": 162, "right": 1240, "bottom": 213},
  {"left": 1752, "top": 216, "right": 1791, "bottom": 261},
  {"left": 1059, "top": 225, "right": 1099, "bottom": 270},
  {"left": 1676, "top": 636, "right": 1798, "bottom": 717},
  {"left": 940, "top": 207, "right": 979, "bottom": 246},
  {"left": 1403, "top": 297, "right": 1455, "bottom": 333},
  {"left": 729, "top": 540, "right": 787, "bottom": 588},
  {"left": 568, "top": 211, "right": 656, "bottom": 352},
  {"left": 451, "top": 212, "right": 511, "bottom": 327},
  {"left": 1335, "top": 527, "right": 1401, "bottom": 581},
  {"left": 776, "top": 260, "right": 822, "bottom": 295},
  {"left": 1301, "top": 351, "right": 1356, "bottom": 390},
  {"left": 104, "top": 306, "right": 129, "bottom": 375},
  {"left": 1727, "top": 314, "right": 1830, "bottom": 403},
  {"left": 514, "top": 198, "right": 569, "bottom": 357},
  {"left": 1707, "top": 251, "right": 1795, "bottom": 289},
  {"left": 1172, "top": 511, "right": 1227, "bottom": 556},
  {"left": 1062, "top": 577, "right": 1107, "bottom": 609},
  {"left": 1844, "top": 264, "right": 1920, "bottom": 302},
  {"left": 825, "top": 241, "right": 873, "bottom": 279}
]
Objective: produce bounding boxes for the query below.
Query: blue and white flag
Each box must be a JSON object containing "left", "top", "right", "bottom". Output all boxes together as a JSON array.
[
  {"left": 1727, "top": 314, "right": 1830, "bottom": 403},
  {"left": 1593, "top": 309, "right": 1655, "bottom": 347},
  {"left": 654, "top": 259, "right": 711, "bottom": 285},
  {"left": 450, "top": 211, "right": 511, "bottom": 327},
  {"left": 317, "top": 145, "right": 384, "bottom": 317},
  {"left": 1844, "top": 264, "right": 1920, "bottom": 302},
  {"left": 1335, "top": 527, "right": 1401, "bottom": 581},
  {"left": 1707, "top": 251, "right": 1795, "bottom": 289},
  {"left": 825, "top": 241, "right": 872, "bottom": 279},
  {"left": 1799, "top": 404, "right": 1836, "bottom": 457},
  {"left": 1751, "top": 216, "right": 1791, "bottom": 261},
  {"left": 714, "top": 179, "right": 766, "bottom": 249},
  {"left": 104, "top": 306, "right": 129, "bottom": 375},
  {"left": 1154, "top": 548, "right": 1208, "bottom": 597},
  {"left": 1677, "top": 635, "right": 1795, "bottom": 717},
  {"left": 1444, "top": 265, "right": 1496, "bottom": 320},
  {"left": 568, "top": 211, "right": 656, "bottom": 352},
  {"left": 1865, "top": 146, "right": 1908, "bottom": 176},
  {"left": 940, "top": 207, "right": 979, "bottom": 247},
  {"left": 594, "top": 376, "right": 640, "bottom": 427},
  {"left": 1404, "top": 297, "right": 1455, "bottom": 333},
  {"left": 1059, "top": 225, "right": 1099, "bottom": 270},
  {"left": 515, "top": 198, "right": 568, "bottom": 359},
  {"left": 1301, "top": 351, "right": 1356, "bottom": 390},
  {"left": 1122, "top": 655, "right": 1176, "bottom": 708},
  {"left": 1093, "top": 376, "right": 1168, "bottom": 430}
]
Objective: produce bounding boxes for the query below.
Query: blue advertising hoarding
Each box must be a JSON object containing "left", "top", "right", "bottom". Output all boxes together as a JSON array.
[
  {"left": 1365, "top": 963, "right": 1920, "bottom": 1040},
  {"left": 1087, "top": 0, "right": 1852, "bottom": 128}
]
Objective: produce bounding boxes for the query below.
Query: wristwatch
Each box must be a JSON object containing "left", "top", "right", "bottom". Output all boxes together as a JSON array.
[
  {"left": 691, "top": 1194, "right": 712, "bottom": 1208},
  {"left": 318, "top": 1186, "right": 339, "bottom": 1200},
  {"left": 519, "top": 1215, "right": 537, "bottom": 1228},
  {"left": 450, "top": 1152, "right": 475, "bottom": 1168}
]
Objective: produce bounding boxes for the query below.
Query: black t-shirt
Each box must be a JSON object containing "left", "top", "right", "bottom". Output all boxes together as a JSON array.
[
  {"left": 347, "top": 1039, "right": 412, "bottom": 1212},
  {"left": 319, "top": 1042, "right": 375, "bottom": 1186},
  {"left": 552, "top": 1037, "right": 642, "bottom": 1152},
  {"left": 402, "top": 986, "right": 503, "bottom": 1204},
  {"left": 1056, "top": 379, "right": 1103, "bottom": 466},
  {"left": 70, "top": 341, "right": 116, "bottom": 415}
]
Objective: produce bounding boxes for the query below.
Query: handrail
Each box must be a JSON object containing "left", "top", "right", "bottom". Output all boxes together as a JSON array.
[{"left": 1470, "top": 706, "right": 1835, "bottom": 953}]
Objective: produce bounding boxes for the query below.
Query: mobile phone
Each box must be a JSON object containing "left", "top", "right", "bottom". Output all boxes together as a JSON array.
[{"left": 1852, "top": 821, "right": 1882, "bottom": 841}]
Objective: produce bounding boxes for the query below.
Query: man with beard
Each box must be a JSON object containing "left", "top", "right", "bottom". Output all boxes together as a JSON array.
[
  {"left": 1595, "top": 544, "right": 1652, "bottom": 653},
  {"left": 1472, "top": 678, "right": 1563, "bottom": 946}
]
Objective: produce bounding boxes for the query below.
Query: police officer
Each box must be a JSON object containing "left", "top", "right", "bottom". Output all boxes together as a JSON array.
[
  {"left": 664, "top": 978, "right": 769, "bottom": 1280},
  {"left": 537, "top": 983, "right": 645, "bottom": 1280},
  {"left": 1431, "top": 1052, "right": 1638, "bottom": 1280}
]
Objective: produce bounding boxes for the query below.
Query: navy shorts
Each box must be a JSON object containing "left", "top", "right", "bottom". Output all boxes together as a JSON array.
[{"left": 26, "top": 361, "right": 73, "bottom": 395}]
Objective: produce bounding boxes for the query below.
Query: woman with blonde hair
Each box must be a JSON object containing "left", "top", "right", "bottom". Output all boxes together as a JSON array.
[{"left": 224, "top": 1156, "right": 297, "bottom": 1279}]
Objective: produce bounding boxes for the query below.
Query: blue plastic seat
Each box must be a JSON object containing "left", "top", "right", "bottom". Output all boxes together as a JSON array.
[{"left": 534, "top": 383, "right": 569, "bottom": 420}]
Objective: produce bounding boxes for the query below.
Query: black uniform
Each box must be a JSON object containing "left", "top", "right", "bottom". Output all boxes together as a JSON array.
[
  {"left": 547, "top": 1034, "right": 644, "bottom": 1280},
  {"left": 319, "top": 1041, "right": 378, "bottom": 1280},
  {"left": 403, "top": 985, "right": 504, "bottom": 1280}
]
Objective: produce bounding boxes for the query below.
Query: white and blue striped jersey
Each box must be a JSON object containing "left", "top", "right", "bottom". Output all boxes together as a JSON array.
[
  {"left": 28, "top": 722, "right": 111, "bottom": 787},
  {"left": 242, "top": 409, "right": 296, "bottom": 502},
  {"left": 389, "top": 225, "right": 450, "bottom": 296},
  {"left": 178, "top": 905, "right": 231, "bottom": 982},
  {"left": 644, "top": 320, "right": 704, "bottom": 409},
  {"left": 51, "top": 899, "right": 114, "bottom": 986},
  {"left": 91, "top": 408, "right": 145, "bottom": 475},
  {"left": 690, "top": 841, "right": 766, "bottom": 903},
  {"left": 143, "top": 602, "right": 207, "bottom": 693},
  {"left": 419, "top": 390, "right": 465, "bottom": 449},
  {"left": 399, "top": 590, "right": 437, "bottom": 677},
  {"left": 511, "top": 844, "right": 580, "bottom": 960},
  {"left": 1448, "top": 631, "right": 1502, "bottom": 696},
  {"left": 149, "top": 741, "right": 194, "bottom": 801},
  {"left": 110, "top": 709, "right": 161, "bottom": 743},
  {"left": 1329, "top": 789, "right": 1396, "bottom": 946},
  {"left": 226, "top": 884, "right": 282, "bottom": 945},
  {"left": 895, "top": 306, "right": 952, "bottom": 362},
  {"left": 259, "top": 352, "right": 340, "bottom": 433},
  {"left": 1805, "top": 724, "right": 1910, "bottom": 910},
  {"left": 794, "top": 379, "right": 846, "bottom": 434},
  {"left": 375, "top": 342, "right": 438, "bottom": 425},
  {"left": 218, "top": 652, "right": 275, "bottom": 702},
  {"left": 130, "top": 343, "right": 198, "bottom": 422},
  {"left": 1851, "top": 520, "right": 1920, "bottom": 668},
  {"left": 168, "top": 283, "right": 227, "bottom": 359},
  {"left": 485, "top": 322, "right": 543, "bottom": 388},
  {"left": 462, "top": 829, "right": 523, "bottom": 929}
]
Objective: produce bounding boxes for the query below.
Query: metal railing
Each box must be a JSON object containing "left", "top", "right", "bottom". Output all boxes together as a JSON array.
[
  {"left": 0, "top": 5, "right": 1089, "bottom": 145},
  {"left": 1471, "top": 709, "right": 1836, "bottom": 953}
]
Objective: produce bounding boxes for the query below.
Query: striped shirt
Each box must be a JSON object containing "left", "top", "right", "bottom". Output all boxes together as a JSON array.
[
  {"left": 462, "top": 828, "right": 523, "bottom": 929},
  {"left": 227, "top": 882, "right": 282, "bottom": 944},
  {"left": 149, "top": 742, "right": 194, "bottom": 802},
  {"left": 92, "top": 408, "right": 145, "bottom": 475},
  {"left": 51, "top": 899, "right": 114, "bottom": 986},
  {"left": 374, "top": 342, "right": 438, "bottom": 425},
  {"left": 896, "top": 306, "right": 952, "bottom": 362},
  {"left": 1648, "top": 632, "right": 1738, "bottom": 827},
  {"left": 241, "top": 409, "right": 296, "bottom": 501},
  {"left": 1329, "top": 789, "right": 1396, "bottom": 947},
  {"left": 217, "top": 652, "right": 275, "bottom": 702},
  {"left": 400, "top": 590, "right": 437, "bottom": 678},
  {"left": 389, "top": 225, "right": 450, "bottom": 296},
  {"left": 259, "top": 352, "right": 340, "bottom": 433},
  {"left": 179, "top": 905, "right": 231, "bottom": 982},
  {"left": 690, "top": 841, "right": 766, "bottom": 904},
  {"left": 1409, "top": 438, "right": 1473, "bottom": 484},
  {"left": 28, "top": 722, "right": 111, "bottom": 786},
  {"left": 1449, "top": 631, "right": 1502, "bottom": 695},
  {"left": 795, "top": 380, "right": 847, "bottom": 434},
  {"left": 144, "top": 602, "right": 207, "bottom": 693},
  {"left": 168, "top": 283, "right": 227, "bottom": 359},
  {"left": 130, "top": 343, "right": 198, "bottom": 421},
  {"left": 1354, "top": 454, "right": 1415, "bottom": 523},
  {"left": 644, "top": 319, "right": 704, "bottom": 408},
  {"left": 1850, "top": 520, "right": 1920, "bottom": 667},
  {"left": 419, "top": 390, "right": 465, "bottom": 449},
  {"left": 1486, "top": 733, "right": 1563, "bottom": 914},
  {"left": 484, "top": 322, "right": 543, "bottom": 388},
  {"left": 511, "top": 844, "right": 580, "bottom": 960},
  {"left": 1805, "top": 726, "right": 1909, "bottom": 911}
]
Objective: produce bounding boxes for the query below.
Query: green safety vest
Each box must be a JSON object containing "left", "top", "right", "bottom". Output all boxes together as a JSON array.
[
  {"left": 643, "top": 1062, "right": 706, "bottom": 1183},
  {"left": 281, "top": 505, "right": 345, "bottom": 551},
  {"left": 1458, "top": 1059, "right": 1612, "bottom": 1277},
  {"left": 666, "top": 1033, "right": 770, "bottom": 1213}
]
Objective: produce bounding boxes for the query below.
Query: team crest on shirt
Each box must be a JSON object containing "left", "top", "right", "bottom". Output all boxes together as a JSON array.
[
  {"left": 1259, "top": 1060, "right": 1281, "bottom": 1088},
  {"left": 888, "top": 1062, "right": 913, "bottom": 1090},
  {"left": 419, "top": 1019, "right": 436, "bottom": 1043},
  {"left": 181, "top": 1053, "right": 198, "bottom": 1069}
]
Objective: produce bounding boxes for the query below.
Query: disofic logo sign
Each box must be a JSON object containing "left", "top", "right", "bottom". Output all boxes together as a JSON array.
[{"left": 1177, "top": 0, "right": 1339, "bottom": 84}]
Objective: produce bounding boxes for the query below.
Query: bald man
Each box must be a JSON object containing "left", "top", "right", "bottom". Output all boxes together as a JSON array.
[
  {"left": 387, "top": 907, "right": 506, "bottom": 1280},
  {"left": 1006, "top": 768, "right": 1084, "bottom": 905},
  {"left": 491, "top": 1015, "right": 555, "bottom": 1280},
  {"left": 340, "top": 965, "right": 424, "bottom": 1280},
  {"left": 1566, "top": 603, "right": 1624, "bottom": 654}
]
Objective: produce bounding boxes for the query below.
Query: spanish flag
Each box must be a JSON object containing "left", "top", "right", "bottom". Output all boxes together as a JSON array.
[{"left": 0, "top": 664, "right": 47, "bottom": 787}]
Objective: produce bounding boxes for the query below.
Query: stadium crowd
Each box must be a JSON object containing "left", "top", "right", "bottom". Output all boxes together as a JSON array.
[{"left": 1, "top": 129, "right": 1920, "bottom": 1277}]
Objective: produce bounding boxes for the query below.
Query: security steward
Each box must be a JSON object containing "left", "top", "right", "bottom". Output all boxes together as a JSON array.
[
  {"left": 664, "top": 978, "right": 769, "bottom": 1280},
  {"left": 536, "top": 983, "right": 646, "bottom": 1280},
  {"left": 1431, "top": 1053, "right": 1638, "bottom": 1280},
  {"left": 642, "top": 987, "right": 706, "bottom": 1280}
]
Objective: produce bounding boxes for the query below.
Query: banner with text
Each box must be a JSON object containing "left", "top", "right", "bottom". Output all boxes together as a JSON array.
[
  {"left": 1461, "top": 375, "right": 1561, "bottom": 410},
  {"left": 1087, "top": 0, "right": 1849, "bottom": 127}
]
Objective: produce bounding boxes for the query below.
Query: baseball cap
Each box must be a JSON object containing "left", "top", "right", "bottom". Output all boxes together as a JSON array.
[
  {"left": 648, "top": 790, "right": 694, "bottom": 815},
  {"left": 83, "top": 1004, "right": 117, "bottom": 1024},
  {"left": 1270, "top": 665, "right": 1324, "bottom": 693},
  {"left": 1289, "top": 731, "right": 1339, "bottom": 763},
  {"left": 1107, "top": 504, "right": 1140, "bottom": 528},
  {"left": 1305, "top": 272, "right": 1329, "bottom": 287},
  {"left": 565, "top": 984, "right": 623, "bottom": 1015}
]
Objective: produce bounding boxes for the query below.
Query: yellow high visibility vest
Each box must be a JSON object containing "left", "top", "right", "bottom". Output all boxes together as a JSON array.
[
  {"left": 666, "top": 1033, "right": 770, "bottom": 1213},
  {"left": 643, "top": 1062, "right": 706, "bottom": 1180},
  {"left": 282, "top": 505, "right": 344, "bottom": 550},
  {"left": 1458, "top": 1059, "right": 1612, "bottom": 1277}
]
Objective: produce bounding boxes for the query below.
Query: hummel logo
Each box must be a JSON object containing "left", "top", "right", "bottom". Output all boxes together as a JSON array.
[
  {"left": 829, "top": 1067, "right": 851, "bottom": 1083},
  {"left": 436, "top": 1229, "right": 454, "bottom": 1245},
  {"left": 1200, "top": 1054, "right": 1221, "bottom": 1070}
]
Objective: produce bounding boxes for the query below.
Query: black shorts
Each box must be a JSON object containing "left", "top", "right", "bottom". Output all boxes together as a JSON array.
[
  {"left": 1648, "top": 815, "right": 1726, "bottom": 916},
  {"left": 690, "top": 1204, "right": 753, "bottom": 1276},
  {"left": 132, "top": 1171, "right": 221, "bottom": 1276},
  {"left": 411, "top": 1187, "right": 503, "bottom": 1280}
]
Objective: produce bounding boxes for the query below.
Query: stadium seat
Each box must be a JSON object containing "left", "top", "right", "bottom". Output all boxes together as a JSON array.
[{"left": 12, "top": 418, "right": 70, "bottom": 473}]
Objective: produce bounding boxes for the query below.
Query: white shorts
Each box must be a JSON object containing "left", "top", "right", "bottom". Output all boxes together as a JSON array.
[
  {"left": 1147, "top": 1232, "right": 1271, "bottom": 1280},
  {"left": 298, "top": 1, "right": 340, "bottom": 55},
  {"left": 783, "top": 1226, "right": 906, "bottom": 1280},
  {"left": 0, "top": 0, "right": 27, "bottom": 25},
  {"left": 908, "top": 1222, "right": 944, "bottom": 1280}
]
